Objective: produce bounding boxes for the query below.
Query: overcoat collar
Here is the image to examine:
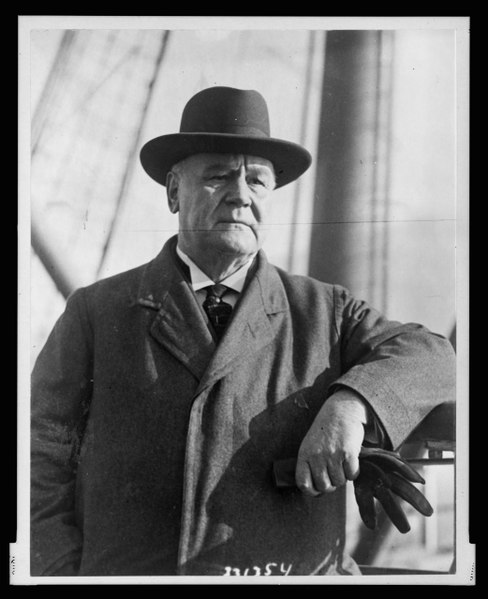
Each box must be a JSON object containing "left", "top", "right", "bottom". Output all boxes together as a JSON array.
[{"left": 133, "top": 236, "right": 289, "bottom": 386}]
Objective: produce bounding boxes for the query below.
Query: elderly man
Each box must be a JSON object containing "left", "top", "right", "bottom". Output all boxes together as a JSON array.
[{"left": 31, "top": 86, "right": 455, "bottom": 577}]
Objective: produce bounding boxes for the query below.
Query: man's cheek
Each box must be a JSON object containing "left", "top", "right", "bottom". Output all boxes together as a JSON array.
[{"left": 255, "top": 223, "right": 269, "bottom": 245}]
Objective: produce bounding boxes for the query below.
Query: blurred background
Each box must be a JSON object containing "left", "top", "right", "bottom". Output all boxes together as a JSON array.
[{"left": 28, "top": 27, "right": 457, "bottom": 574}]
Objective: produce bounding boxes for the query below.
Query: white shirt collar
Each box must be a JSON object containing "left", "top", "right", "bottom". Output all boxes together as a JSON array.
[{"left": 176, "top": 245, "right": 255, "bottom": 293}]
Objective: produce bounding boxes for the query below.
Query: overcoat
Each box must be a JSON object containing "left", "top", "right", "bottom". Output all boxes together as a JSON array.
[{"left": 31, "top": 236, "right": 456, "bottom": 577}]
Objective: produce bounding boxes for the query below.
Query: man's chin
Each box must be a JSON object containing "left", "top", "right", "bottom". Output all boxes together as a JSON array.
[{"left": 209, "top": 230, "right": 258, "bottom": 256}]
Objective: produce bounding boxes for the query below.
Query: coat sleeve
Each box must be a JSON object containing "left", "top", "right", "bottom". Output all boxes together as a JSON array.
[
  {"left": 328, "top": 285, "right": 456, "bottom": 450},
  {"left": 31, "top": 288, "right": 93, "bottom": 576}
]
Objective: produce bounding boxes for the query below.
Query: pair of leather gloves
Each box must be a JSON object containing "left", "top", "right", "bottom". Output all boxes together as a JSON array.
[{"left": 272, "top": 447, "right": 433, "bottom": 534}]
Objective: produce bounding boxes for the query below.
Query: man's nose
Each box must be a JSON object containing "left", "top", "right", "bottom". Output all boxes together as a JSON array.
[{"left": 224, "top": 171, "right": 252, "bottom": 207}]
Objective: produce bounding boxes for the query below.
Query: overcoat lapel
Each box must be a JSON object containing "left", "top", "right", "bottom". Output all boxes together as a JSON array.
[
  {"left": 134, "top": 236, "right": 289, "bottom": 386},
  {"left": 135, "top": 238, "right": 216, "bottom": 381},
  {"left": 196, "top": 251, "right": 289, "bottom": 394}
]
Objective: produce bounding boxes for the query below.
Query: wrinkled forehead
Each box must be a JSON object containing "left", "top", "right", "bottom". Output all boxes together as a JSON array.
[{"left": 179, "top": 153, "right": 275, "bottom": 174}]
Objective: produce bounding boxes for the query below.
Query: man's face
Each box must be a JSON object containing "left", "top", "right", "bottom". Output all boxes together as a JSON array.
[{"left": 166, "top": 153, "right": 275, "bottom": 261}]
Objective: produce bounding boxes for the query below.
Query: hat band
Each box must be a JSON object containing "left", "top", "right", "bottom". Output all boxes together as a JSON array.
[{"left": 180, "top": 125, "right": 268, "bottom": 138}]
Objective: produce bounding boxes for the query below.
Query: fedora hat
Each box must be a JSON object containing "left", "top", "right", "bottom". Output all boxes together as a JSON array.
[{"left": 139, "top": 86, "right": 312, "bottom": 189}]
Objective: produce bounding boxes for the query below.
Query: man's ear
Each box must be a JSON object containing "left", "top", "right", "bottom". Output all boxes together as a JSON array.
[{"left": 166, "top": 171, "right": 179, "bottom": 214}]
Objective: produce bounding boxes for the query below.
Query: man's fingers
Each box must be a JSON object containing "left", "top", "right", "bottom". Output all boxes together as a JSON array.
[
  {"left": 310, "top": 462, "right": 336, "bottom": 494},
  {"left": 343, "top": 453, "right": 360, "bottom": 481},
  {"left": 295, "top": 450, "right": 361, "bottom": 496},
  {"left": 326, "top": 459, "right": 346, "bottom": 488},
  {"left": 295, "top": 460, "right": 321, "bottom": 497},
  {"left": 296, "top": 457, "right": 345, "bottom": 494}
]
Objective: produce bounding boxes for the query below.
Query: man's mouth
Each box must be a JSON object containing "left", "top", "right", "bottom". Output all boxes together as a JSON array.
[{"left": 217, "top": 221, "right": 253, "bottom": 229}]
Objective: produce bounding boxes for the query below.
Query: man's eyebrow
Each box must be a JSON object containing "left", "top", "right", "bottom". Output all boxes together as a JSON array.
[
  {"left": 249, "top": 165, "right": 274, "bottom": 174},
  {"left": 202, "top": 163, "right": 235, "bottom": 174},
  {"left": 201, "top": 162, "right": 275, "bottom": 181}
]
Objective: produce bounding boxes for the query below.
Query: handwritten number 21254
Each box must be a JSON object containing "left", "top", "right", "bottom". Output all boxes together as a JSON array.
[{"left": 223, "top": 563, "right": 292, "bottom": 576}]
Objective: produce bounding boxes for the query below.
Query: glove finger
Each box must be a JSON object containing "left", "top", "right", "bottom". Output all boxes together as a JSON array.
[
  {"left": 358, "top": 459, "right": 392, "bottom": 488},
  {"left": 374, "top": 486, "right": 411, "bottom": 534},
  {"left": 353, "top": 480, "right": 377, "bottom": 530},
  {"left": 389, "top": 471, "right": 434, "bottom": 517},
  {"left": 360, "top": 447, "right": 425, "bottom": 484}
]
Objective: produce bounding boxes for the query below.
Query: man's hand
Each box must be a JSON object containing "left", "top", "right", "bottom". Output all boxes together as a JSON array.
[{"left": 295, "top": 389, "right": 368, "bottom": 496}]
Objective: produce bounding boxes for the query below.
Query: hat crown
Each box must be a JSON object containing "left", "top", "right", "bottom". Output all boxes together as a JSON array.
[
  {"left": 140, "top": 86, "right": 312, "bottom": 188},
  {"left": 180, "top": 87, "right": 270, "bottom": 138}
]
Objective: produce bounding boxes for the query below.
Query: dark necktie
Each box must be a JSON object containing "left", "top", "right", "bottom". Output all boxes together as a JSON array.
[{"left": 203, "top": 284, "right": 233, "bottom": 341}]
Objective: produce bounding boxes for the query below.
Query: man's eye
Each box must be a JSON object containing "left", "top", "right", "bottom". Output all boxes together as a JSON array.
[{"left": 251, "top": 178, "right": 272, "bottom": 189}]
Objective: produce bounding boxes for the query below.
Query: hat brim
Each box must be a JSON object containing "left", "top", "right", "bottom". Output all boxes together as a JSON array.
[{"left": 139, "top": 132, "right": 312, "bottom": 189}]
